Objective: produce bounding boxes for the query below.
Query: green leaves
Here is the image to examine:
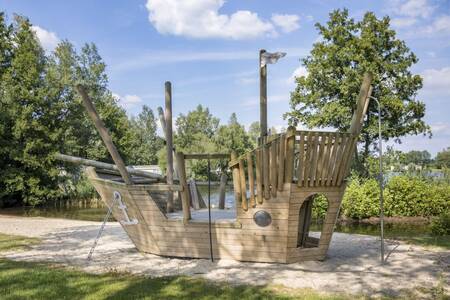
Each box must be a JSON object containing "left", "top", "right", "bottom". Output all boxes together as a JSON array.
[{"left": 286, "top": 9, "right": 431, "bottom": 173}]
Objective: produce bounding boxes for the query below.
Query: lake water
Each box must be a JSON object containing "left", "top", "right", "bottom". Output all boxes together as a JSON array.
[{"left": 0, "top": 186, "right": 432, "bottom": 238}]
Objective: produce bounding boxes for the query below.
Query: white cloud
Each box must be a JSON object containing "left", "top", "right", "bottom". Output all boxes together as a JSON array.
[
  {"left": 390, "top": 17, "right": 417, "bottom": 28},
  {"left": 289, "top": 65, "right": 308, "bottom": 84},
  {"left": 420, "top": 15, "right": 450, "bottom": 36},
  {"left": 392, "top": 0, "right": 434, "bottom": 18},
  {"left": 421, "top": 67, "right": 450, "bottom": 93},
  {"left": 430, "top": 122, "right": 450, "bottom": 134},
  {"left": 113, "top": 93, "right": 143, "bottom": 109},
  {"left": 145, "top": 0, "right": 275, "bottom": 39},
  {"left": 31, "top": 25, "right": 60, "bottom": 51},
  {"left": 271, "top": 14, "right": 300, "bottom": 33}
]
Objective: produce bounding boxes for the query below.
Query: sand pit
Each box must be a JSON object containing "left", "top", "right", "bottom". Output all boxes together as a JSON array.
[{"left": 0, "top": 215, "right": 448, "bottom": 297}]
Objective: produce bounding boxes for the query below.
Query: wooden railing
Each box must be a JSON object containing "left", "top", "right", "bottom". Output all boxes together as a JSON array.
[{"left": 228, "top": 128, "right": 357, "bottom": 211}]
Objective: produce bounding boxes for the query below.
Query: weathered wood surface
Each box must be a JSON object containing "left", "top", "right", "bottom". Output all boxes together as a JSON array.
[
  {"left": 76, "top": 85, "right": 132, "bottom": 184},
  {"left": 164, "top": 81, "right": 174, "bottom": 212},
  {"left": 218, "top": 173, "right": 227, "bottom": 209}
]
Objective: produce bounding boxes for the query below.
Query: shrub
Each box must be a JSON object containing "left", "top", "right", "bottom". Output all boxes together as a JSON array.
[
  {"left": 341, "top": 175, "right": 450, "bottom": 219},
  {"left": 431, "top": 212, "right": 450, "bottom": 236},
  {"left": 312, "top": 194, "right": 328, "bottom": 220},
  {"left": 341, "top": 177, "right": 381, "bottom": 219}
]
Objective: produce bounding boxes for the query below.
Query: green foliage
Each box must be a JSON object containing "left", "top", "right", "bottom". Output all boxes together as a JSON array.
[
  {"left": 341, "top": 177, "right": 381, "bottom": 219},
  {"left": 286, "top": 9, "right": 430, "bottom": 171},
  {"left": 311, "top": 194, "right": 328, "bottom": 220},
  {"left": 431, "top": 212, "right": 450, "bottom": 236},
  {"left": 129, "top": 105, "right": 163, "bottom": 165},
  {"left": 435, "top": 147, "right": 450, "bottom": 169},
  {"left": 172, "top": 109, "right": 253, "bottom": 180},
  {"left": 401, "top": 150, "right": 432, "bottom": 167},
  {"left": 0, "top": 13, "right": 160, "bottom": 206},
  {"left": 341, "top": 175, "right": 450, "bottom": 219}
]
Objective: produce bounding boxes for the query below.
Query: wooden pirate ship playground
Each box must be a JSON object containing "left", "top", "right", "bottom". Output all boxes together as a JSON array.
[{"left": 59, "top": 65, "right": 374, "bottom": 263}]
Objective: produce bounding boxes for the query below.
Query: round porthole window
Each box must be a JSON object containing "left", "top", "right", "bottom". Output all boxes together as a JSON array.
[{"left": 253, "top": 210, "right": 272, "bottom": 227}]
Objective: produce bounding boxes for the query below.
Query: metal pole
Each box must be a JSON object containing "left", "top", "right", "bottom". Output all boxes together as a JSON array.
[
  {"left": 370, "top": 96, "right": 385, "bottom": 264},
  {"left": 165, "top": 81, "right": 174, "bottom": 213},
  {"left": 207, "top": 158, "right": 214, "bottom": 262}
]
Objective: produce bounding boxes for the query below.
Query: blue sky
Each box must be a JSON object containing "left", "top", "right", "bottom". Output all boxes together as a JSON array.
[{"left": 1, "top": 0, "right": 449, "bottom": 155}]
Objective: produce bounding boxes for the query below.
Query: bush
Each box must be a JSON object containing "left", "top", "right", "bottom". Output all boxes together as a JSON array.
[
  {"left": 341, "top": 175, "right": 450, "bottom": 219},
  {"left": 341, "top": 177, "right": 381, "bottom": 219},
  {"left": 312, "top": 194, "right": 328, "bottom": 220},
  {"left": 431, "top": 212, "right": 450, "bottom": 236}
]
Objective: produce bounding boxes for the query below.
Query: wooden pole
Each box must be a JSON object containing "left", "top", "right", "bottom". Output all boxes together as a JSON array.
[
  {"left": 55, "top": 153, "right": 162, "bottom": 179},
  {"left": 259, "top": 49, "right": 267, "bottom": 142},
  {"left": 75, "top": 85, "right": 132, "bottom": 184},
  {"left": 231, "top": 152, "right": 241, "bottom": 204},
  {"left": 165, "top": 81, "right": 174, "bottom": 212},
  {"left": 218, "top": 173, "right": 227, "bottom": 209},
  {"left": 349, "top": 72, "right": 373, "bottom": 135},
  {"left": 175, "top": 152, "right": 191, "bottom": 222}
]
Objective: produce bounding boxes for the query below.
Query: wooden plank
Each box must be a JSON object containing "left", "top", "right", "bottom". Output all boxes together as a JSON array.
[
  {"left": 231, "top": 152, "right": 241, "bottom": 204},
  {"left": 277, "top": 134, "right": 286, "bottom": 191},
  {"left": 270, "top": 139, "right": 278, "bottom": 198},
  {"left": 239, "top": 159, "right": 248, "bottom": 211},
  {"left": 302, "top": 132, "right": 313, "bottom": 187},
  {"left": 326, "top": 133, "right": 340, "bottom": 187},
  {"left": 263, "top": 138, "right": 270, "bottom": 199},
  {"left": 315, "top": 133, "right": 327, "bottom": 186},
  {"left": 297, "top": 133, "right": 305, "bottom": 186},
  {"left": 309, "top": 132, "right": 320, "bottom": 187},
  {"left": 247, "top": 152, "right": 255, "bottom": 208},
  {"left": 175, "top": 152, "right": 191, "bottom": 221},
  {"left": 255, "top": 148, "right": 263, "bottom": 205},
  {"left": 184, "top": 153, "right": 229, "bottom": 160},
  {"left": 319, "top": 133, "right": 331, "bottom": 186},
  {"left": 284, "top": 126, "right": 295, "bottom": 183},
  {"left": 336, "top": 136, "right": 357, "bottom": 186},
  {"left": 331, "top": 135, "right": 348, "bottom": 186}
]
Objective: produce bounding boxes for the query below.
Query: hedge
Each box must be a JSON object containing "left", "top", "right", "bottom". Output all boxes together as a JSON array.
[{"left": 312, "top": 175, "right": 450, "bottom": 220}]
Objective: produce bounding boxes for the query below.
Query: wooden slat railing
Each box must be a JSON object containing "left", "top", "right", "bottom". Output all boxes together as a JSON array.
[{"left": 228, "top": 128, "right": 357, "bottom": 211}]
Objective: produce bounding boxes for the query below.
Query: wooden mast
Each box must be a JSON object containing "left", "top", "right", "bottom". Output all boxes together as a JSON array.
[
  {"left": 165, "top": 81, "right": 174, "bottom": 212},
  {"left": 259, "top": 49, "right": 267, "bottom": 142},
  {"left": 75, "top": 85, "right": 132, "bottom": 185}
]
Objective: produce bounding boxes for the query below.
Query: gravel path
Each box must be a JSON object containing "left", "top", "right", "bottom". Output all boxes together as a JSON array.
[{"left": 0, "top": 215, "right": 448, "bottom": 297}]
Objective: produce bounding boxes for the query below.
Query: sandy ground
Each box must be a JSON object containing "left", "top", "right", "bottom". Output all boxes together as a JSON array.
[{"left": 0, "top": 215, "right": 448, "bottom": 297}]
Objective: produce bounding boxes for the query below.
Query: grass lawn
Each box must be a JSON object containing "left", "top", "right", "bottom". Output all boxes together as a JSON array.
[
  {"left": 0, "top": 233, "right": 40, "bottom": 252},
  {"left": 0, "top": 233, "right": 360, "bottom": 300},
  {"left": 0, "top": 233, "right": 446, "bottom": 299}
]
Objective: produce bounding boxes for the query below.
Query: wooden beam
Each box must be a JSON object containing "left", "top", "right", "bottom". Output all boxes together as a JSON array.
[
  {"left": 238, "top": 158, "right": 248, "bottom": 211},
  {"left": 231, "top": 152, "right": 241, "bottom": 204},
  {"left": 349, "top": 72, "right": 373, "bottom": 135},
  {"left": 247, "top": 152, "right": 255, "bottom": 208},
  {"left": 184, "top": 153, "right": 229, "bottom": 160},
  {"left": 165, "top": 81, "right": 174, "bottom": 212},
  {"left": 175, "top": 152, "right": 191, "bottom": 221},
  {"left": 75, "top": 85, "right": 132, "bottom": 184},
  {"left": 284, "top": 126, "right": 295, "bottom": 183}
]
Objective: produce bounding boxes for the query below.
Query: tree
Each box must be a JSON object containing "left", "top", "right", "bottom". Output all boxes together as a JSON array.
[
  {"left": 130, "top": 105, "right": 163, "bottom": 165},
  {"left": 0, "top": 15, "right": 63, "bottom": 205},
  {"left": 402, "top": 150, "right": 431, "bottom": 167},
  {"left": 247, "top": 121, "right": 260, "bottom": 147},
  {"left": 435, "top": 147, "right": 450, "bottom": 169},
  {"left": 175, "top": 105, "right": 219, "bottom": 149},
  {"left": 286, "top": 9, "right": 430, "bottom": 173},
  {"left": 215, "top": 113, "right": 253, "bottom": 155}
]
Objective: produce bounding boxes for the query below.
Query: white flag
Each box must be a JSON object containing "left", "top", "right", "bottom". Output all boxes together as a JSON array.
[{"left": 260, "top": 51, "right": 286, "bottom": 67}]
